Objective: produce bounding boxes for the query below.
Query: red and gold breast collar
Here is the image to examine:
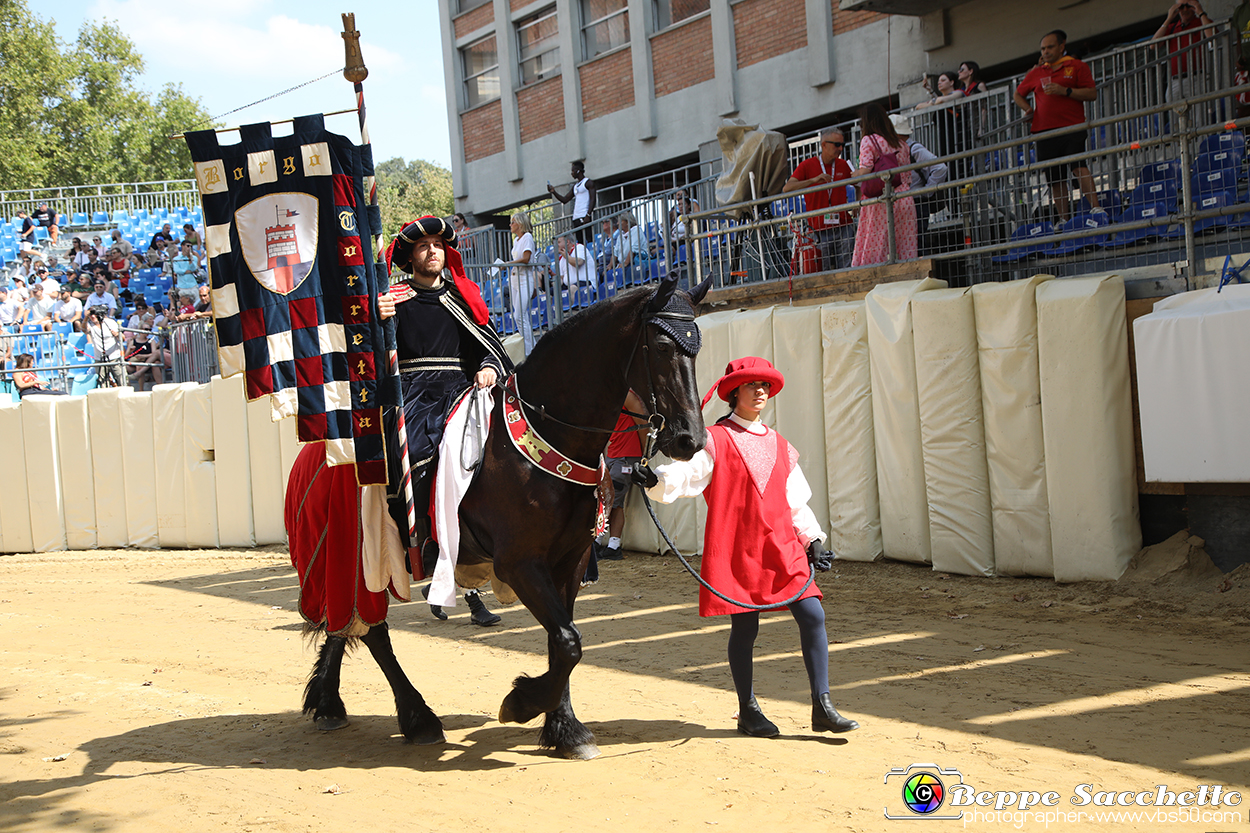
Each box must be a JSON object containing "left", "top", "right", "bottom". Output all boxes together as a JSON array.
[{"left": 503, "top": 376, "right": 602, "bottom": 487}]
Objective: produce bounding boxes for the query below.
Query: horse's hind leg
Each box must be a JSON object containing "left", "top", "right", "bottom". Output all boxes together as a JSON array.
[
  {"left": 541, "top": 680, "right": 598, "bottom": 760},
  {"left": 303, "top": 634, "right": 349, "bottom": 731},
  {"left": 360, "top": 623, "right": 445, "bottom": 745}
]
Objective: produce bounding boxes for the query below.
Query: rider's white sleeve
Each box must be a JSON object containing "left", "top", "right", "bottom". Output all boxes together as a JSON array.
[
  {"left": 787, "top": 463, "right": 824, "bottom": 547},
  {"left": 646, "top": 448, "right": 714, "bottom": 503}
]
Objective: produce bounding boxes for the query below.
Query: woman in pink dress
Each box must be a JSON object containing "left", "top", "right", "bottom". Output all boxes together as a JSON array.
[{"left": 851, "top": 103, "right": 918, "bottom": 267}]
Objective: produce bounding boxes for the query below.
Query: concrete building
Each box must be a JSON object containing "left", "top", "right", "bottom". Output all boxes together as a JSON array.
[{"left": 438, "top": 0, "right": 1235, "bottom": 219}]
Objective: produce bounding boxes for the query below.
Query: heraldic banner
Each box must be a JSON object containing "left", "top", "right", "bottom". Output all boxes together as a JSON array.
[{"left": 184, "top": 114, "right": 394, "bottom": 485}]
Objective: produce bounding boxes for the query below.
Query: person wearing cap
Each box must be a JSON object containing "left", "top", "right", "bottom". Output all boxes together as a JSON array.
[
  {"left": 636, "top": 356, "right": 860, "bottom": 738},
  {"left": 890, "top": 115, "right": 951, "bottom": 242},
  {"left": 782, "top": 128, "right": 855, "bottom": 271},
  {"left": 84, "top": 279, "right": 118, "bottom": 317},
  {"left": 51, "top": 287, "right": 83, "bottom": 331},
  {"left": 22, "top": 282, "right": 55, "bottom": 329}
]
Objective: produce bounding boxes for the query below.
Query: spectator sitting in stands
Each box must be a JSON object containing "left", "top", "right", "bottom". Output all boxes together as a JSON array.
[
  {"left": 126, "top": 297, "right": 161, "bottom": 390},
  {"left": 173, "top": 288, "right": 198, "bottom": 320},
  {"left": 0, "top": 287, "right": 22, "bottom": 327},
  {"left": 193, "top": 284, "right": 212, "bottom": 319},
  {"left": 109, "top": 229, "right": 133, "bottom": 259},
  {"left": 34, "top": 263, "right": 59, "bottom": 297},
  {"left": 31, "top": 203, "right": 59, "bottom": 245},
  {"left": 150, "top": 223, "right": 176, "bottom": 249},
  {"left": 91, "top": 235, "right": 106, "bottom": 257},
  {"left": 9, "top": 277, "right": 29, "bottom": 304},
  {"left": 181, "top": 222, "right": 201, "bottom": 252},
  {"left": 64, "top": 269, "right": 93, "bottom": 303},
  {"left": 16, "top": 210, "right": 36, "bottom": 251},
  {"left": 596, "top": 219, "right": 618, "bottom": 272},
  {"left": 22, "top": 282, "right": 55, "bottom": 329},
  {"left": 609, "top": 212, "right": 647, "bottom": 281},
  {"left": 69, "top": 239, "right": 92, "bottom": 271},
  {"left": 166, "top": 240, "right": 202, "bottom": 295},
  {"left": 83, "top": 249, "right": 109, "bottom": 285},
  {"left": 17, "top": 253, "right": 38, "bottom": 280},
  {"left": 557, "top": 233, "right": 596, "bottom": 290},
  {"left": 151, "top": 302, "right": 173, "bottom": 376},
  {"left": 146, "top": 237, "right": 171, "bottom": 268},
  {"left": 43, "top": 257, "right": 65, "bottom": 283},
  {"left": 85, "top": 279, "right": 119, "bottom": 317},
  {"left": 51, "top": 287, "right": 83, "bottom": 332},
  {"left": 13, "top": 354, "right": 67, "bottom": 398},
  {"left": 107, "top": 248, "right": 131, "bottom": 292}
]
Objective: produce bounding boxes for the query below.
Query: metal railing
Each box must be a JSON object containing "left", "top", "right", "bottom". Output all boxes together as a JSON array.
[{"left": 0, "top": 180, "right": 199, "bottom": 230}]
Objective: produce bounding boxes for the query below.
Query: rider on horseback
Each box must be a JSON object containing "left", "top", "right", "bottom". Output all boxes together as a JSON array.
[{"left": 378, "top": 215, "right": 515, "bottom": 625}]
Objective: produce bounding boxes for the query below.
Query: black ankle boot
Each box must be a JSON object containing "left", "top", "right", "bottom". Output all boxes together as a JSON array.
[
  {"left": 420, "top": 583, "right": 447, "bottom": 621},
  {"left": 812, "top": 692, "right": 859, "bottom": 733},
  {"left": 736, "top": 696, "right": 780, "bottom": 738},
  {"left": 465, "top": 590, "right": 501, "bottom": 627}
]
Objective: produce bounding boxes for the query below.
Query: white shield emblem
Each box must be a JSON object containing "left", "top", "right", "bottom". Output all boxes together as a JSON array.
[{"left": 235, "top": 192, "right": 319, "bottom": 295}]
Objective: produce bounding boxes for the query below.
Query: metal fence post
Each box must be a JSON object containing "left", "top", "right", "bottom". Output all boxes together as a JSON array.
[{"left": 1177, "top": 102, "right": 1197, "bottom": 283}]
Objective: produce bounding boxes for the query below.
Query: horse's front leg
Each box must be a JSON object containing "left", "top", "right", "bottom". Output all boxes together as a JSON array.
[
  {"left": 360, "top": 623, "right": 445, "bottom": 745},
  {"left": 498, "top": 558, "right": 597, "bottom": 758},
  {"left": 303, "top": 633, "right": 349, "bottom": 731}
]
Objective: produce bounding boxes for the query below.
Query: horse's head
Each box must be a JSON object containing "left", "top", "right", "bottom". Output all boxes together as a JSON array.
[{"left": 629, "top": 277, "right": 711, "bottom": 461}]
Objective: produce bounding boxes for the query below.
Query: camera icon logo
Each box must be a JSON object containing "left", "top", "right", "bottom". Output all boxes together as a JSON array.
[{"left": 884, "top": 763, "right": 966, "bottom": 820}]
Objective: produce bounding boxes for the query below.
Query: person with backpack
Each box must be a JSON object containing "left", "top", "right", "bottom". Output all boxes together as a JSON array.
[
  {"left": 851, "top": 103, "right": 917, "bottom": 267},
  {"left": 890, "top": 115, "right": 950, "bottom": 249}
]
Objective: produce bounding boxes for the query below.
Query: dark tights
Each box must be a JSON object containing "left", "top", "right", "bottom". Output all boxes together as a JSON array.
[{"left": 727, "top": 595, "right": 829, "bottom": 705}]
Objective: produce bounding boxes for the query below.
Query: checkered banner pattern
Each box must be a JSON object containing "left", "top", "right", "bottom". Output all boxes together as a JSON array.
[{"left": 185, "top": 114, "right": 394, "bottom": 485}]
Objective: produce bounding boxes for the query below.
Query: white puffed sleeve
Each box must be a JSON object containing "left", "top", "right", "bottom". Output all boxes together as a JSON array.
[
  {"left": 786, "top": 462, "right": 825, "bottom": 547},
  {"left": 645, "top": 430, "right": 716, "bottom": 503}
]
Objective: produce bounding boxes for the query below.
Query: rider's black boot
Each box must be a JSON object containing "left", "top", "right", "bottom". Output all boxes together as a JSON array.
[
  {"left": 812, "top": 692, "right": 859, "bottom": 733},
  {"left": 465, "top": 589, "right": 501, "bottom": 627},
  {"left": 420, "top": 583, "right": 448, "bottom": 621},
  {"left": 736, "top": 696, "right": 780, "bottom": 738}
]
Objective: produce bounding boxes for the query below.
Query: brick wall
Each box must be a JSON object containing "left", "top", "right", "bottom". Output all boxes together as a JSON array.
[
  {"left": 462, "top": 100, "right": 506, "bottom": 162},
  {"left": 518, "top": 76, "right": 566, "bottom": 143},
  {"left": 579, "top": 49, "right": 635, "bottom": 121},
  {"left": 733, "top": 0, "right": 806, "bottom": 68},
  {"left": 454, "top": 3, "right": 495, "bottom": 39},
  {"left": 652, "top": 16, "right": 714, "bottom": 97},
  {"left": 831, "top": 4, "right": 884, "bottom": 36}
]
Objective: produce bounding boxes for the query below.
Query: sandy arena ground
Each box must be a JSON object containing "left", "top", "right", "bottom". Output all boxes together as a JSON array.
[{"left": 1, "top": 535, "right": 1248, "bottom": 833}]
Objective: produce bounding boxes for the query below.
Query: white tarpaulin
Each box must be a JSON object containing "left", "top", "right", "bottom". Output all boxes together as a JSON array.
[
  {"left": 119, "top": 391, "right": 159, "bottom": 548},
  {"left": 1038, "top": 276, "right": 1141, "bottom": 582},
  {"left": 971, "top": 276, "right": 1053, "bottom": 577},
  {"left": 151, "top": 383, "right": 188, "bottom": 548},
  {"left": 866, "top": 278, "right": 946, "bottom": 563},
  {"left": 246, "top": 394, "right": 287, "bottom": 545},
  {"left": 0, "top": 402, "right": 34, "bottom": 553},
  {"left": 820, "top": 302, "right": 882, "bottom": 561},
  {"left": 183, "top": 382, "right": 220, "bottom": 548},
  {"left": 87, "top": 388, "right": 130, "bottom": 548},
  {"left": 912, "top": 288, "right": 995, "bottom": 576},
  {"left": 1134, "top": 283, "right": 1250, "bottom": 482},
  {"left": 22, "top": 395, "right": 67, "bottom": 552},
  {"left": 211, "top": 374, "right": 255, "bottom": 547},
  {"left": 56, "top": 396, "right": 97, "bottom": 551}
]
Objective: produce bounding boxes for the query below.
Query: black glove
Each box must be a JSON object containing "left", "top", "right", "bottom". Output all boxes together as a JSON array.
[
  {"left": 807, "top": 540, "right": 833, "bottom": 572},
  {"left": 631, "top": 459, "right": 659, "bottom": 489}
]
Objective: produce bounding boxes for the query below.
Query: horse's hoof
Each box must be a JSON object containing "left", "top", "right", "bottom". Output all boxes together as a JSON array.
[
  {"left": 315, "top": 715, "right": 349, "bottom": 732},
  {"left": 558, "top": 743, "right": 600, "bottom": 760},
  {"left": 498, "top": 693, "right": 537, "bottom": 725},
  {"left": 407, "top": 727, "right": 446, "bottom": 746}
]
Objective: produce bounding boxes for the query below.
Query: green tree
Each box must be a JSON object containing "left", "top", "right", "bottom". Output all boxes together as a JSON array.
[
  {"left": 0, "top": 1, "right": 214, "bottom": 192},
  {"left": 375, "top": 157, "right": 454, "bottom": 239}
]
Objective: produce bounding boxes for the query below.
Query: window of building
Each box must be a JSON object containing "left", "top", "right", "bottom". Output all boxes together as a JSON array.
[
  {"left": 652, "top": 0, "right": 709, "bottom": 30},
  {"left": 580, "top": 0, "right": 629, "bottom": 59},
  {"left": 458, "top": 0, "right": 490, "bottom": 14},
  {"left": 462, "top": 35, "right": 500, "bottom": 108},
  {"left": 517, "top": 6, "right": 560, "bottom": 85}
]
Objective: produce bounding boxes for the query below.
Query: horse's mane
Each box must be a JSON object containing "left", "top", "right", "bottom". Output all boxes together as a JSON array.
[{"left": 521, "top": 285, "right": 655, "bottom": 366}]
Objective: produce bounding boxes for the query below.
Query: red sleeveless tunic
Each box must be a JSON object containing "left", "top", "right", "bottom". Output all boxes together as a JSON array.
[{"left": 699, "top": 420, "right": 822, "bottom": 617}]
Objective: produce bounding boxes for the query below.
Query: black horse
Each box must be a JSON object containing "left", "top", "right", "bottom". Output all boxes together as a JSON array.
[{"left": 302, "top": 276, "right": 708, "bottom": 759}]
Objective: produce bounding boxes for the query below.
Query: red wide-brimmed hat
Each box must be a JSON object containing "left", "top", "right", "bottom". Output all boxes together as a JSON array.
[{"left": 702, "top": 356, "right": 785, "bottom": 408}]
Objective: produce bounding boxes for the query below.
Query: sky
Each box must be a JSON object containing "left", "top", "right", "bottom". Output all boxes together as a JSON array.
[{"left": 50, "top": 0, "right": 453, "bottom": 169}]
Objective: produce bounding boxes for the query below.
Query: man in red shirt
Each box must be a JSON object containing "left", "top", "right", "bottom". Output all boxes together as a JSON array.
[
  {"left": 782, "top": 128, "right": 854, "bottom": 271},
  {"left": 1013, "top": 29, "right": 1101, "bottom": 222},
  {"left": 1153, "top": 0, "right": 1214, "bottom": 104},
  {"left": 595, "top": 389, "right": 649, "bottom": 567}
]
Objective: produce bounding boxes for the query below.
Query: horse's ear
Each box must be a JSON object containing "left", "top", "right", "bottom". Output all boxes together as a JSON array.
[
  {"left": 647, "top": 277, "right": 679, "bottom": 313},
  {"left": 688, "top": 277, "right": 712, "bottom": 306}
]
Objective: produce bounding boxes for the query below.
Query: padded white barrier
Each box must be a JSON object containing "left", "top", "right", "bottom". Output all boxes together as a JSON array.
[
  {"left": 1134, "top": 284, "right": 1250, "bottom": 482},
  {"left": 87, "top": 389, "right": 130, "bottom": 548},
  {"left": 277, "top": 413, "right": 301, "bottom": 502},
  {"left": 55, "top": 396, "right": 98, "bottom": 551},
  {"left": 866, "top": 278, "right": 946, "bottom": 563},
  {"left": 119, "top": 391, "right": 159, "bottom": 548},
  {"left": 0, "top": 402, "right": 34, "bottom": 553},
  {"left": 773, "top": 305, "right": 830, "bottom": 537},
  {"left": 211, "top": 375, "right": 255, "bottom": 547},
  {"left": 912, "top": 288, "right": 995, "bottom": 576},
  {"left": 1037, "top": 276, "right": 1141, "bottom": 582},
  {"left": 183, "top": 382, "right": 220, "bottom": 548},
  {"left": 246, "top": 394, "right": 287, "bottom": 545},
  {"left": 820, "top": 302, "right": 882, "bottom": 562},
  {"left": 151, "top": 383, "right": 188, "bottom": 548},
  {"left": 21, "top": 395, "right": 67, "bottom": 552},
  {"left": 971, "top": 276, "right": 1054, "bottom": 577}
]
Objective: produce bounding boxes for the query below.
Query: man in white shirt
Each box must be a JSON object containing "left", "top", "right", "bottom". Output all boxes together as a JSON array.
[
  {"left": 0, "top": 287, "right": 22, "bottom": 326},
  {"left": 556, "top": 234, "right": 597, "bottom": 290},
  {"left": 51, "top": 288, "right": 84, "bottom": 330},
  {"left": 84, "top": 280, "right": 119, "bottom": 317},
  {"left": 83, "top": 308, "right": 124, "bottom": 386},
  {"left": 22, "top": 282, "right": 56, "bottom": 329}
]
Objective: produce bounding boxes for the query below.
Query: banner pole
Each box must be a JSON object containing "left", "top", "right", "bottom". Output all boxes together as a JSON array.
[{"left": 342, "top": 13, "right": 421, "bottom": 568}]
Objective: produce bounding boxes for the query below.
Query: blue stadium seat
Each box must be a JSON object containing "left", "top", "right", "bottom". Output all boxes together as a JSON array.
[
  {"left": 1193, "top": 168, "right": 1238, "bottom": 196},
  {"left": 1141, "top": 159, "right": 1181, "bottom": 185},
  {"left": 577, "top": 284, "right": 594, "bottom": 308},
  {"left": 70, "top": 212, "right": 89, "bottom": 228},
  {"left": 1047, "top": 211, "right": 1111, "bottom": 256},
  {"left": 1198, "top": 131, "right": 1245, "bottom": 159},
  {"left": 1193, "top": 190, "right": 1248, "bottom": 233},
  {"left": 92, "top": 211, "right": 109, "bottom": 224},
  {"left": 1131, "top": 179, "right": 1178, "bottom": 206},
  {"left": 1195, "top": 149, "right": 1243, "bottom": 176},
  {"left": 991, "top": 222, "right": 1055, "bottom": 263},
  {"left": 112, "top": 210, "right": 129, "bottom": 224},
  {"left": 1080, "top": 190, "right": 1123, "bottom": 222},
  {"left": 33, "top": 227, "right": 48, "bottom": 242},
  {"left": 1101, "top": 202, "right": 1172, "bottom": 247}
]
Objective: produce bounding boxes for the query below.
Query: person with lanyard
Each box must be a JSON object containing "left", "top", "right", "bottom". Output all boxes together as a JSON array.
[
  {"left": 289, "top": 215, "right": 514, "bottom": 629},
  {"left": 782, "top": 129, "right": 855, "bottom": 272},
  {"left": 636, "top": 357, "right": 860, "bottom": 738},
  {"left": 546, "top": 160, "right": 597, "bottom": 246},
  {"left": 1013, "top": 29, "right": 1102, "bottom": 223}
]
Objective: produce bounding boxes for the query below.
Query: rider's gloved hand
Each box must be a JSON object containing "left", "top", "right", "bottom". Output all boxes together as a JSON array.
[
  {"left": 807, "top": 539, "right": 834, "bottom": 572},
  {"left": 631, "top": 459, "right": 659, "bottom": 490}
]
